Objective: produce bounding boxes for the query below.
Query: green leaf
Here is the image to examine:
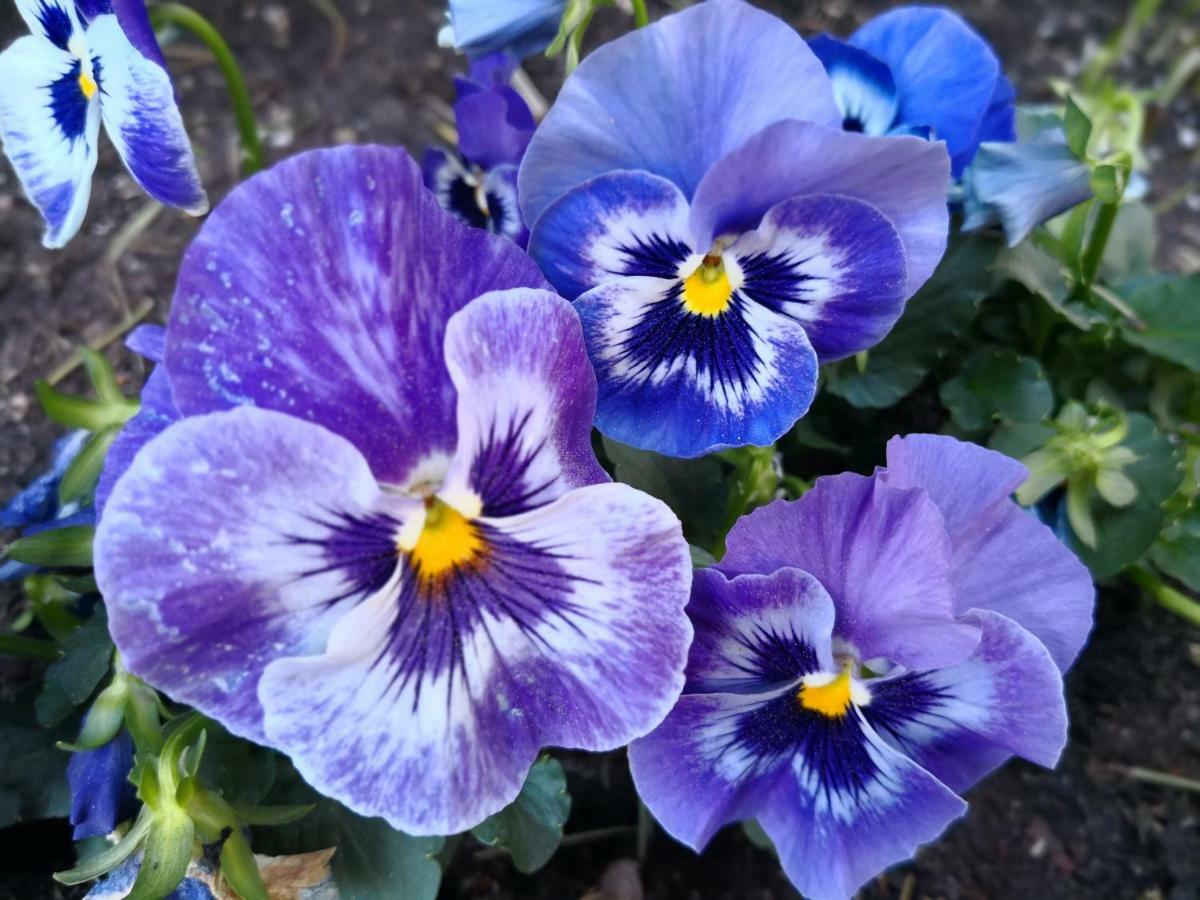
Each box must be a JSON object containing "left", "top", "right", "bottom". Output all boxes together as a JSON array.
[
  {"left": 127, "top": 806, "right": 195, "bottom": 900},
  {"left": 35, "top": 381, "right": 135, "bottom": 431},
  {"left": 36, "top": 608, "right": 114, "bottom": 727},
  {"left": 0, "top": 689, "right": 73, "bottom": 828},
  {"left": 1099, "top": 202, "right": 1156, "bottom": 282},
  {"left": 994, "top": 242, "right": 1109, "bottom": 330},
  {"left": 1071, "top": 413, "right": 1183, "bottom": 578},
  {"left": 1063, "top": 96, "right": 1093, "bottom": 158},
  {"left": 689, "top": 544, "right": 718, "bottom": 568},
  {"left": 79, "top": 347, "right": 126, "bottom": 406},
  {"left": 741, "top": 819, "right": 775, "bottom": 853},
  {"left": 219, "top": 829, "right": 269, "bottom": 900},
  {"left": 229, "top": 802, "right": 315, "bottom": 826},
  {"left": 472, "top": 756, "right": 571, "bottom": 874},
  {"left": 196, "top": 723, "right": 278, "bottom": 806},
  {"left": 1151, "top": 506, "right": 1200, "bottom": 592},
  {"left": 824, "top": 235, "right": 996, "bottom": 408},
  {"left": 58, "top": 427, "right": 118, "bottom": 506},
  {"left": 6, "top": 524, "right": 95, "bottom": 569},
  {"left": 56, "top": 809, "right": 153, "bottom": 884},
  {"left": 1118, "top": 274, "right": 1200, "bottom": 373},
  {"left": 939, "top": 349, "right": 1054, "bottom": 432}
]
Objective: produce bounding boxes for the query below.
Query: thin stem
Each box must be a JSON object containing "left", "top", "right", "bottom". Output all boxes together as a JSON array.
[
  {"left": 1078, "top": 201, "right": 1119, "bottom": 289},
  {"left": 1125, "top": 766, "right": 1200, "bottom": 793},
  {"left": 1129, "top": 566, "right": 1200, "bottom": 628},
  {"left": 149, "top": 3, "right": 264, "bottom": 175},
  {"left": 0, "top": 633, "right": 62, "bottom": 662},
  {"left": 630, "top": 0, "right": 650, "bottom": 27}
]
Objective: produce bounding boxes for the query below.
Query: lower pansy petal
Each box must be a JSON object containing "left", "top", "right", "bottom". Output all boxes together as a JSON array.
[
  {"left": 0, "top": 36, "right": 100, "bottom": 248},
  {"left": 259, "top": 482, "right": 692, "bottom": 835},
  {"left": 863, "top": 610, "right": 1068, "bottom": 793},
  {"left": 527, "top": 170, "right": 693, "bottom": 300},
  {"left": 94, "top": 407, "right": 419, "bottom": 742},
  {"left": 728, "top": 192, "right": 908, "bottom": 362},
  {"left": 719, "top": 475, "right": 980, "bottom": 670},
  {"left": 576, "top": 275, "right": 819, "bottom": 458},
  {"left": 439, "top": 289, "right": 607, "bottom": 517},
  {"left": 87, "top": 15, "right": 207, "bottom": 214}
]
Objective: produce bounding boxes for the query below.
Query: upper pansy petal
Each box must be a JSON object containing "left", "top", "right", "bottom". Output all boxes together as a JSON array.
[
  {"left": 882, "top": 434, "right": 1094, "bottom": 670},
  {"left": 447, "top": 0, "right": 564, "bottom": 59},
  {"left": 808, "top": 35, "right": 898, "bottom": 136},
  {"left": 16, "top": 0, "right": 81, "bottom": 48},
  {"left": 0, "top": 36, "right": 101, "bottom": 248},
  {"left": 864, "top": 609, "right": 1067, "bottom": 794},
  {"left": 454, "top": 78, "right": 534, "bottom": 170},
  {"left": 976, "top": 73, "right": 1017, "bottom": 144},
  {"left": 850, "top": 6, "right": 1000, "bottom": 175},
  {"left": 87, "top": 14, "right": 207, "bottom": 213},
  {"left": 165, "top": 146, "right": 549, "bottom": 486},
  {"left": 527, "top": 170, "right": 693, "bottom": 300},
  {"left": 259, "top": 482, "right": 692, "bottom": 835},
  {"left": 690, "top": 121, "right": 950, "bottom": 298},
  {"left": 719, "top": 475, "right": 980, "bottom": 670},
  {"left": 77, "top": 0, "right": 169, "bottom": 72},
  {"left": 94, "top": 407, "right": 420, "bottom": 742},
  {"left": 439, "top": 289, "right": 608, "bottom": 518},
  {"left": 517, "top": 0, "right": 840, "bottom": 227}
]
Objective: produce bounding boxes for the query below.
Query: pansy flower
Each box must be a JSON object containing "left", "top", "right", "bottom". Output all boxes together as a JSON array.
[
  {"left": 423, "top": 54, "right": 535, "bottom": 246},
  {"left": 94, "top": 145, "right": 693, "bottom": 835},
  {"left": 810, "top": 6, "right": 1015, "bottom": 177},
  {"left": 442, "top": 0, "right": 565, "bottom": 60},
  {"left": 630, "top": 434, "right": 1094, "bottom": 900},
  {"left": 518, "top": 0, "right": 951, "bottom": 458},
  {"left": 0, "top": 0, "right": 206, "bottom": 248},
  {"left": 68, "top": 726, "right": 136, "bottom": 840}
]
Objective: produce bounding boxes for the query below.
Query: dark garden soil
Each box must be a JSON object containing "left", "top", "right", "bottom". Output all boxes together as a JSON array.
[{"left": 1, "top": 1, "right": 1197, "bottom": 898}]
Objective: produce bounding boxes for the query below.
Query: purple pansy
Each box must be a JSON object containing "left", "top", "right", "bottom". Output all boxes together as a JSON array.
[
  {"left": 630, "top": 434, "right": 1093, "bottom": 900},
  {"left": 810, "top": 6, "right": 1015, "bottom": 177},
  {"left": 518, "top": 0, "right": 951, "bottom": 458},
  {"left": 68, "top": 726, "right": 136, "bottom": 840},
  {"left": 423, "top": 54, "right": 535, "bottom": 246},
  {"left": 0, "top": 0, "right": 206, "bottom": 248},
  {"left": 93, "top": 145, "right": 693, "bottom": 835}
]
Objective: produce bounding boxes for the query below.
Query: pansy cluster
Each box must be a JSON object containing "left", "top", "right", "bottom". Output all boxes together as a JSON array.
[{"left": 5, "top": 0, "right": 1159, "bottom": 898}]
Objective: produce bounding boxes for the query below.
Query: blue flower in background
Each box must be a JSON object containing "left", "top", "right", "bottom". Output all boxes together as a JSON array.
[
  {"left": 0, "top": 429, "right": 92, "bottom": 582},
  {"left": 423, "top": 54, "right": 535, "bottom": 246},
  {"left": 68, "top": 726, "right": 136, "bottom": 840},
  {"left": 810, "top": 5, "right": 1014, "bottom": 177},
  {"left": 443, "top": 0, "right": 565, "bottom": 59},
  {"left": 0, "top": 0, "right": 207, "bottom": 248}
]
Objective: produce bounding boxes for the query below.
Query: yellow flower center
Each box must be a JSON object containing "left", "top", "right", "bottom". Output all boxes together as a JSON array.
[
  {"left": 79, "top": 72, "right": 98, "bottom": 101},
  {"left": 681, "top": 254, "right": 733, "bottom": 317},
  {"left": 798, "top": 664, "right": 855, "bottom": 718},
  {"left": 406, "top": 499, "right": 485, "bottom": 580}
]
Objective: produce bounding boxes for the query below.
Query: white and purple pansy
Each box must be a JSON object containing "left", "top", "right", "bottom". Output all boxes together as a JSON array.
[
  {"left": 630, "top": 434, "right": 1095, "bottom": 900},
  {"left": 518, "top": 0, "right": 952, "bottom": 458},
  {"left": 0, "top": 0, "right": 206, "bottom": 248},
  {"left": 810, "top": 5, "right": 1016, "bottom": 177},
  {"left": 93, "top": 145, "right": 694, "bottom": 835},
  {"left": 423, "top": 53, "right": 534, "bottom": 247}
]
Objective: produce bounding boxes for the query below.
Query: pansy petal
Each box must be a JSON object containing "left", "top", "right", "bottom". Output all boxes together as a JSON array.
[
  {"left": 528, "top": 170, "right": 693, "bottom": 300},
  {"left": 808, "top": 35, "right": 898, "bottom": 136},
  {"left": 85, "top": 15, "right": 206, "bottom": 213},
  {"left": 94, "top": 407, "right": 420, "bottom": 742},
  {"left": 15, "top": 0, "right": 80, "bottom": 49},
  {"left": 0, "top": 36, "right": 100, "bottom": 248},
  {"left": 882, "top": 434, "right": 1094, "bottom": 670},
  {"left": 577, "top": 276, "right": 819, "bottom": 458},
  {"left": 517, "top": 0, "right": 840, "bottom": 226},
  {"left": 728, "top": 192, "right": 908, "bottom": 361},
  {"left": 439, "top": 289, "right": 608, "bottom": 517},
  {"left": 864, "top": 609, "right": 1067, "bottom": 793},
  {"left": 454, "top": 78, "right": 534, "bottom": 170},
  {"left": 165, "top": 146, "right": 549, "bottom": 486},
  {"left": 77, "top": 0, "right": 169, "bottom": 75},
  {"left": 976, "top": 74, "right": 1017, "bottom": 144},
  {"left": 719, "top": 476, "right": 980, "bottom": 670},
  {"left": 684, "top": 568, "right": 835, "bottom": 694},
  {"left": 690, "top": 121, "right": 949, "bottom": 298},
  {"left": 125, "top": 322, "right": 165, "bottom": 363},
  {"left": 850, "top": 7, "right": 1000, "bottom": 176},
  {"left": 447, "top": 0, "right": 564, "bottom": 59},
  {"left": 258, "top": 482, "right": 692, "bottom": 834},
  {"left": 94, "top": 365, "right": 180, "bottom": 515}
]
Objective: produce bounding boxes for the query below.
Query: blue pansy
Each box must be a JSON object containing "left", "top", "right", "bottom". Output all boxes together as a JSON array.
[
  {"left": 68, "top": 725, "right": 136, "bottom": 840},
  {"left": 0, "top": 0, "right": 206, "bottom": 248},
  {"left": 444, "top": 0, "right": 565, "bottom": 59},
  {"left": 423, "top": 54, "right": 535, "bottom": 246},
  {"left": 810, "top": 6, "right": 1013, "bottom": 176}
]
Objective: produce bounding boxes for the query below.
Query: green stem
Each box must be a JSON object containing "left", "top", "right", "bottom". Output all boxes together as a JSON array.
[
  {"left": 149, "top": 3, "right": 264, "bottom": 175},
  {"left": 1126, "top": 766, "right": 1200, "bottom": 793},
  {"left": 630, "top": 0, "right": 649, "bottom": 27},
  {"left": 0, "top": 633, "right": 61, "bottom": 662},
  {"left": 1129, "top": 566, "right": 1200, "bottom": 628},
  {"left": 1078, "top": 201, "right": 1119, "bottom": 289}
]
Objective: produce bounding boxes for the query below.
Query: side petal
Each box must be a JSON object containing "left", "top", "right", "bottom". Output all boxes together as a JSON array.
[
  {"left": 517, "top": 0, "right": 840, "bottom": 227},
  {"left": 728, "top": 192, "right": 908, "bottom": 362},
  {"left": 165, "top": 146, "right": 549, "bottom": 486},
  {"left": 976, "top": 74, "right": 1017, "bottom": 144},
  {"left": 577, "top": 276, "right": 819, "bottom": 458},
  {"left": 94, "top": 365, "right": 180, "bottom": 515},
  {"left": 258, "top": 482, "right": 692, "bottom": 835},
  {"left": 863, "top": 609, "right": 1068, "bottom": 793},
  {"left": 438, "top": 289, "right": 608, "bottom": 518},
  {"left": 527, "top": 170, "right": 694, "bottom": 300},
  {"left": 15, "top": 0, "right": 81, "bottom": 49},
  {"left": 87, "top": 15, "right": 206, "bottom": 213},
  {"left": 685, "top": 568, "right": 836, "bottom": 694},
  {"left": 719, "top": 475, "right": 980, "bottom": 670},
  {"left": 850, "top": 7, "right": 1000, "bottom": 176},
  {"left": 690, "top": 120, "right": 949, "bottom": 298},
  {"left": 454, "top": 79, "right": 534, "bottom": 170},
  {"left": 0, "top": 36, "right": 100, "bottom": 248},
  {"left": 808, "top": 35, "right": 899, "bottom": 135},
  {"left": 77, "top": 0, "right": 171, "bottom": 77},
  {"left": 94, "top": 407, "right": 419, "bottom": 742}
]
